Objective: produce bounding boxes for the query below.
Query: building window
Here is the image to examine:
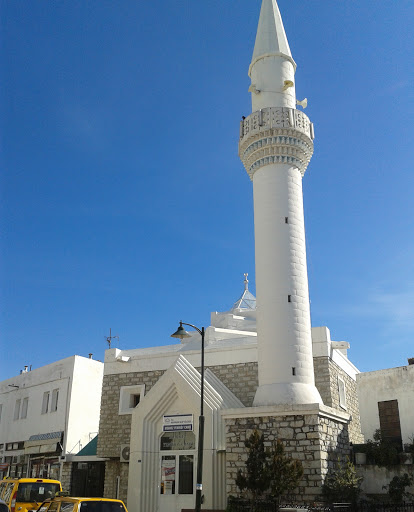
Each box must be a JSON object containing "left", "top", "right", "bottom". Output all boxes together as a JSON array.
[
  {"left": 21, "top": 398, "right": 29, "bottom": 419},
  {"left": 338, "top": 376, "right": 346, "bottom": 410},
  {"left": 51, "top": 389, "right": 59, "bottom": 412},
  {"left": 119, "top": 385, "right": 145, "bottom": 415},
  {"left": 42, "top": 392, "right": 50, "bottom": 414},
  {"left": 130, "top": 394, "right": 140, "bottom": 408},
  {"left": 160, "top": 454, "right": 194, "bottom": 495},
  {"left": 14, "top": 400, "right": 21, "bottom": 421},
  {"left": 0, "top": 404, "right": 2, "bottom": 423}
]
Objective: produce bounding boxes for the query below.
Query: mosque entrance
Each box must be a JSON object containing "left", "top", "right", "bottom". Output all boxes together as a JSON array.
[{"left": 158, "top": 431, "right": 196, "bottom": 512}]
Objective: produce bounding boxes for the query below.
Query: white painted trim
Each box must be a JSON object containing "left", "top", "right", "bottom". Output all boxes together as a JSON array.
[
  {"left": 222, "top": 403, "right": 350, "bottom": 423},
  {"left": 118, "top": 384, "right": 145, "bottom": 415}
]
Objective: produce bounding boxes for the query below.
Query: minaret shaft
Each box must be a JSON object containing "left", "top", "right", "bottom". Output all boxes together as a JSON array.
[
  {"left": 253, "top": 164, "right": 321, "bottom": 405},
  {"left": 240, "top": 0, "right": 322, "bottom": 406}
]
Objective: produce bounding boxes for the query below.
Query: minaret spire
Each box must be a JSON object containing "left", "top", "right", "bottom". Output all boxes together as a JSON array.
[
  {"left": 250, "top": 0, "right": 294, "bottom": 71},
  {"left": 249, "top": 0, "right": 297, "bottom": 112}
]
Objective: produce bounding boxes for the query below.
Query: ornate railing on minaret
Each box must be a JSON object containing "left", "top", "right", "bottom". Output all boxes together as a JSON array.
[{"left": 239, "top": 107, "right": 314, "bottom": 179}]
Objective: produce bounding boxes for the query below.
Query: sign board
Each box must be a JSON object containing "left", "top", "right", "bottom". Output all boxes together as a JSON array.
[{"left": 163, "top": 414, "right": 193, "bottom": 432}]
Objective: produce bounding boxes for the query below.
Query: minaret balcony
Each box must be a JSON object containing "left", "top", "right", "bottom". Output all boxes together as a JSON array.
[{"left": 239, "top": 107, "right": 315, "bottom": 179}]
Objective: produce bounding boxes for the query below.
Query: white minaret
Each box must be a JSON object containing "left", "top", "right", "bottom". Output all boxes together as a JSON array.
[{"left": 239, "top": 0, "right": 322, "bottom": 406}]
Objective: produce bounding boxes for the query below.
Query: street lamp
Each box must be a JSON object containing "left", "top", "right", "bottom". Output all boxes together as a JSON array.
[{"left": 171, "top": 321, "right": 205, "bottom": 512}]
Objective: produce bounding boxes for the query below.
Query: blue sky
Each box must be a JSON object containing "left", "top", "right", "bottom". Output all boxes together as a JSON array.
[{"left": 1, "top": 0, "right": 413, "bottom": 380}]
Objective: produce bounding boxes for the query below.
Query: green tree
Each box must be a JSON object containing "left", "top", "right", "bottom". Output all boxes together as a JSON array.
[
  {"left": 322, "top": 458, "right": 363, "bottom": 505},
  {"left": 268, "top": 439, "right": 304, "bottom": 505},
  {"left": 235, "top": 431, "right": 304, "bottom": 505},
  {"left": 383, "top": 473, "right": 414, "bottom": 504},
  {"left": 365, "top": 429, "right": 399, "bottom": 467},
  {"left": 235, "top": 430, "right": 271, "bottom": 500}
]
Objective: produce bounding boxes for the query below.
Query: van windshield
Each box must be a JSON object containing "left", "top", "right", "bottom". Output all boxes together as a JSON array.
[
  {"left": 80, "top": 503, "right": 126, "bottom": 512},
  {"left": 16, "top": 483, "right": 60, "bottom": 503}
]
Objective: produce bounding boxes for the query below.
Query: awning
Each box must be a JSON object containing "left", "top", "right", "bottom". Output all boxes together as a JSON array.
[
  {"left": 24, "top": 432, "right": 63, "bottom": 455},
  {"left": 25, "top": 443, "right": 60, "bottom": 455}
]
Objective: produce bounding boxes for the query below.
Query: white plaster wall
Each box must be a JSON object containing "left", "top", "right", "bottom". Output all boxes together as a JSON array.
[
  {"left": 357, "top": 365, "right": 414, "bottom": 444},
  {"left": 103, "top": 326, "right": 359, "bottom": 384},
  {"left": 65, "top": 356, "right": 103, "bottom": 453},
  {"left": 0, "top": 358, "right": 75, "bottom": 444},
  {"left": 103, "top": 341, "right": 258, "bottom": 377},
  {"left": 358, "top": 465, "right": 414, "bottom": 497},
  {"left": 0, "top": 356, "right": 103, "bottom": 456}
]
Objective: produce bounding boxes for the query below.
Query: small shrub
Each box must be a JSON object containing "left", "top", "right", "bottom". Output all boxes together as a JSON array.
[
  {"left": 383, "top": 473, "right": 414, "bottom": 504},
  {"left": 235, "top": 430, "right": 304, "bottom": 506},
  {"left": 236, "top": 430, "right": 271, "bottom": 500},
  {"left": 269, "top": 439, "right": 304, "bottom": 505},
  {"left": 322, "top": 458, "right": 363, "bottom": 505},
  {"left": 365, "top": 429, "right": 400, "bottom": 467}
]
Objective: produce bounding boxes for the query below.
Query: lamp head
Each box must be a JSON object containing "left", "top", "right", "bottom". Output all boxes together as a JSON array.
[{"left": 171, "top": 322, "right": 191, "bottom": 340}]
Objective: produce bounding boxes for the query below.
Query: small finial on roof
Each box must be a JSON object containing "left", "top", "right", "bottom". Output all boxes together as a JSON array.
[{"left": 244, "top": 273, "right": 249, "bottom": 290}]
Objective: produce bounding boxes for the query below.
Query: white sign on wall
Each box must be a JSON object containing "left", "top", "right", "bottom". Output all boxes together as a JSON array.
[{"left": 163, "top": 414, "right": 193, "bottom": 432}]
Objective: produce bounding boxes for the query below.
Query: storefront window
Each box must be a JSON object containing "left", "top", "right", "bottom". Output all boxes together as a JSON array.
[
  {"left": 160, "top": 456, "right": 176, "bottom": 495},
  {"left": 178, "top": 455, "right": 193, "bottom": 495},
  {"left": 160, "top": 432, "right": 195, "bottom": 451}
]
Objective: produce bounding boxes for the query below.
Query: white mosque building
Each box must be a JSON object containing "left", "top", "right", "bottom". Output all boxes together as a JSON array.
[{"left": 95, "top": 1, "right": 364, "bottom": 511}]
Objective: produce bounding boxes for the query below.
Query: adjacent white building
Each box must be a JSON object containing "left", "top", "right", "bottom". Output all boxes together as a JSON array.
[
  {"left": 357, "top": 359, "right": 414, "bottom": 447},
  {"left": 0, "top": 355, "right": 103, "bottom": 484}
]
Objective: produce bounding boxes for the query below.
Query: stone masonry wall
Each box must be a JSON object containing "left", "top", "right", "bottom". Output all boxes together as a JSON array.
[
  {"left": 206, "top": 362, "right": 258, "bottom": 407},
  {"left": 60, "top": 462, "right": 73, "bottom": 493},
  {"left": 97, "top": 370, "right": 165, "bottom": 458},
  {"left": 97, "top": 370, "right": 166, "bottom": 501},
  {"left": 97, "top": 359, "right": 361, "bottom": 458},
  {"left": 103, "top": 460, "right": 129, "bottom": 504},
  {"left": 314, "top": 357, "right": 363, "bottom": 444},
  {"left": 225, "top": 413, "right": 350, "bottom": 504}
]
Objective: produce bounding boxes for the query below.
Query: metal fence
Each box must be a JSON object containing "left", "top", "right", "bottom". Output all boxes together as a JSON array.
[
  {"left": 358, "top": 503, "right": 414, "bottom": 512},
  {"left": 227, "top": 500, "right": 414, "bottom": 512}
]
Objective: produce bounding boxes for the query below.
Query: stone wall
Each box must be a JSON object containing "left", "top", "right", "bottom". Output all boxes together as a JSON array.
[
  {"left": 60, "top": 462, "right": 73, "bottom": 492},
  {"left": 206, "top": 362, "right": 258, "bottom": 407},
  {"left": 97, "top": 358, "right": 361, "bottom": 459},
  {"left": 225, "top": 411, "right": 350, "bottom": 503},
  {"left": 314, "top": 357, "right": 363, "bottom": 444},
  {"left": 103, "top": 460, "right": 129, "bottom": 504},
  {"left": 97, "top": 370, "right": 165, "bottom": 458}
]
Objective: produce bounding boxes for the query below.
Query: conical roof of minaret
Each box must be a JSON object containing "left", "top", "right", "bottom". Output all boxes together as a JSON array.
[{"left": 249, "top": 0, "right": 296, "bottom": 76}]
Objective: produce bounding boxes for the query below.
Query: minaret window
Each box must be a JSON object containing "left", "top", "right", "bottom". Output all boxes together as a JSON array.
[
  {"left": 285, "top": 217, "right": 289, "bottom": 224},
  {"left": 288, "top": 295, "right": 292, "bottom": 302}
]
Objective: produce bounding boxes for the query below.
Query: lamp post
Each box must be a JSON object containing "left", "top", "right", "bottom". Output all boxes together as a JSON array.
[{"left": 171, "top": 321, "right": 205, "bottom": 512}]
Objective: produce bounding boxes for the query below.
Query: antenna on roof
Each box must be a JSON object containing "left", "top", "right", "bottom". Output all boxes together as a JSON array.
[{"left": 105, "top": 328, "right": 119, "bottom": 349}]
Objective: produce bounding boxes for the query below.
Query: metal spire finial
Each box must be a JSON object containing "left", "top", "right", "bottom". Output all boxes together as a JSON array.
[{"left": 244, "top": 273, "right": 249, "bottom": 290}]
